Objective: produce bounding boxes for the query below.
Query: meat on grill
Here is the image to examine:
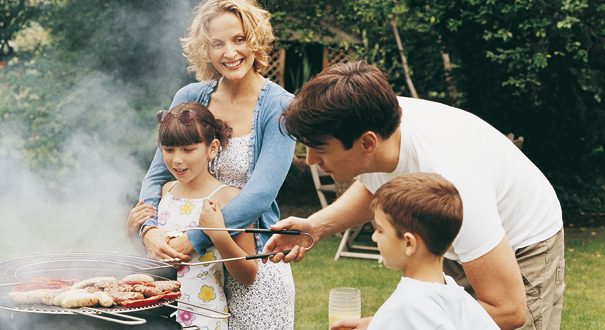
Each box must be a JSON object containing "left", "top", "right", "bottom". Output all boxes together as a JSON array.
[
  {"left": 9, "top": 274, "right": 180, "bottom": 308},
  {"left": 153, "top": 281, "right": 180, "bottom": 292},
  {"left": 132, "top": 283, "right": 163, "bottom": 297},
  {"left": 93, "top": 291, "right": 114, "bottom": 307},
  {"left": 9, "top": 289, "right": 56, "bottom": 305},
  {"left": 122, "top": 274, "right": 154, "bottom": 283},
  {"left": 55, "top": 289, "right": 98, "bottom": 308},
  {"left": 71, "top": 277, "right": 118, "bottom": 289}
]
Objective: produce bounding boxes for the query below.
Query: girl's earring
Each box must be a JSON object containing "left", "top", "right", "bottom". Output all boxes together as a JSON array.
[{"left": 209, "top": 157, "right": 217, "bottom": 175}]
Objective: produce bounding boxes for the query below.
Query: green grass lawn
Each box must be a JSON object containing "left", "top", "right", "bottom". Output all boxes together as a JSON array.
[
  {"left": 282, "top": 204, "right": 605, "bottom": 330},
  {"left": 560, "top": 226, "right": 605, "bottom": 329},
  {"left": 291, "top": 235, "right": 398, "bottom": 329}
]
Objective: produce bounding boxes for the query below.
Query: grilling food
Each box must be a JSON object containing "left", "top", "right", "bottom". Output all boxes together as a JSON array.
[
  {"left": 55, "top": 289, "right": 98, "bottom": 308},
  {"left": 11, "top": 278, "right": 74, "bottom": 292},
  {"left": 9, "top": 288, "right": 56, "bottom": 305},
  {"left": 122, "top": 273, "right": 154, "bottom": 283},
  {"left": 9, "top": 274, "right": 180, "bottom": 309},
  {"left": 72, "top": 276, "right": 118, "bottom": 289}
]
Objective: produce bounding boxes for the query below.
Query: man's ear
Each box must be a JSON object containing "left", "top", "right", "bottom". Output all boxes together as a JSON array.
[
  {"left": 208, "top": 139, "right": 220, "bottom": 159},
  {"left": 402, "top": 232, "right": 417, "bottom": 256},
  {"left": 359, "top": 131, "right": 378, "bottom": 153}
]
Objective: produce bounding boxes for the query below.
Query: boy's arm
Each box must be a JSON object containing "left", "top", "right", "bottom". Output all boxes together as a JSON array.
[{"left": 461, "top": 237, "right": 527, "bottom": 330}]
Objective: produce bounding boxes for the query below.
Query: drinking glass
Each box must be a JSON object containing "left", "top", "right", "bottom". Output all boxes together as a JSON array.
[{"left": 328, "top": 287, "right": 361, "bottom": 328}]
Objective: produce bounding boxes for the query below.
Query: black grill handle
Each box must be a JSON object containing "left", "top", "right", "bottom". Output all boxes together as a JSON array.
[
  {"left": 245, "top": 250, "right": 291, "bottom": 260},
  {"left": 244, "top": 228, "right": 301, "bottom": 235}
]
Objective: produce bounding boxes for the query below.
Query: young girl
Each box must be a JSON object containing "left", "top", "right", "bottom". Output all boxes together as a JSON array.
[{"left": 147, "top": 101, "right": 257, "bottom": 329}]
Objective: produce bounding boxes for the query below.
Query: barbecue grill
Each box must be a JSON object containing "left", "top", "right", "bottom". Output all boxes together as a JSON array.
[{"left": 0, "top": 252, "right": 198, "bottom": 329}]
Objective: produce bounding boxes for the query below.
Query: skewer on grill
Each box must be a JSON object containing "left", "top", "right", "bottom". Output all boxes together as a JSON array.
[
  {"left": 0, "top": 282, "right": 21, "bottom": 287},
  {"left": 162, "top": 250, "right": 292, "bottom": 266},
  {"left": 165, "top": 227, "right": 315, "bottom": 251},
  {"left": 165, "top": 227, "right": 302, "bottom": 238},
  {"left": 164, "top": 299, "right": 231, "bottom": 319}
]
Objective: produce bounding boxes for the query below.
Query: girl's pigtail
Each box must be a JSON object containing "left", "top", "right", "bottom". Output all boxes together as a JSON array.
[{"left": 214, "top": 118, "right": 232, "bottom": 148}]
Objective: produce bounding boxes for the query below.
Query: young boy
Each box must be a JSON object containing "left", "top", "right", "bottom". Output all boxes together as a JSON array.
[{"left": 334, "top": 173, "right": 499, "bottom": 330}]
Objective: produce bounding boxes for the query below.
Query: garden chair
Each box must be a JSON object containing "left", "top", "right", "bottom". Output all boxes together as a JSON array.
[{"left": 309, "top": 164, "right": 381, "bottom": 262}]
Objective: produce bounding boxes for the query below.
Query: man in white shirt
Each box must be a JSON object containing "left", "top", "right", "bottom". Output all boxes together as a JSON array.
[{"left": 265, "top": 61, "right": 564, "bottom": 330}]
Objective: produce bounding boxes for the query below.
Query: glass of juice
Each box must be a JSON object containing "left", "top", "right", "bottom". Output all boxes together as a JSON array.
[{"left": 328, "top": 287, "right": 361, "bottom": 329}]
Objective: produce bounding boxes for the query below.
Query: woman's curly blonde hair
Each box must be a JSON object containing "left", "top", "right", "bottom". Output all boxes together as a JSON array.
[{"left": 181, "top": 0, "right": 274, "bottom": 81}]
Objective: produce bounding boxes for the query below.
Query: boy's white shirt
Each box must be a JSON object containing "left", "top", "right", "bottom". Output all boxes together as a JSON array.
[
  {"left": 367, "top": 275, "right": 499, "bottom": 330},
  {"left": 358, "top": 97, "right": 562, "bottom": 262}
]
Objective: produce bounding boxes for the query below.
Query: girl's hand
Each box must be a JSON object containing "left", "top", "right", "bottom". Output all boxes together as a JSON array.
[
  {"left": 199, "top": 199, "right": 228, "bottom": 242},
  {"left": 199, "top": 199, "right": 226, "bottom": 228},
  {"left": 127, "top": 200, "right": 155, "bottom": 238}
]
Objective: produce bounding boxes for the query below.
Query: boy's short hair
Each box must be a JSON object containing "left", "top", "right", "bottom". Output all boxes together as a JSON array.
[
  {"left": 281, "top": 61, "right": 401, "bottom": 149},
  {"left": 371, "top": 173, "right": 463, "bottom": 256}
]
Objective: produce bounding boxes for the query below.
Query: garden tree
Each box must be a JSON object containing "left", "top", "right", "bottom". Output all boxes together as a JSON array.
[
  {"left": 1, "top": 0, "right": 603, "bottom": 211},
  {"left": 391, "top": 6, "right": 419, "bottom": 98},
  {"left": 266, "top": 0, "right": 604, "bottom": 211},
  {"left": 0, "top": 0, "right": 48, "bottom": 60},
  {"left": 0, "top": 0, "right": 193, "bottom": 177},
  {"left": 427, "top": 0, "right": 604, "bottom": 209},
  {"left": 43, "top": 0, "right": 193, "bottom": 92},
  {"left": 265, "top": 0, "right": 443, "bottom": 98}
]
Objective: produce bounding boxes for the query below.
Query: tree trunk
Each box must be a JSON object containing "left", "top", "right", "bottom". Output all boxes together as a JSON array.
[
  {"left": 390, "top": 14, "right": 419, "bottom": 99},
  {"left": 436, "top": 34, "right": 459, "bottom": 102}
]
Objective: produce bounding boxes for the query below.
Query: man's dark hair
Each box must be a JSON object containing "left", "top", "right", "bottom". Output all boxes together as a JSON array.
[{"left": 281, "top": 61, "right": 402, "bottom": 149}]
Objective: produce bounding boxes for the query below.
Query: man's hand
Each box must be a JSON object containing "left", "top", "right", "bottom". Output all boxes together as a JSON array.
[
  {"left": 330, "top": 317, "right": 372, "bottom": 330},
  {"left": 143, "top": 227, "right": 191, "bottom": 262},
  {"left": 262, "top": 216, "right": 317, "bottom": 263},
  {"left": 126, "top": 200, "right": 155, "bottom": 238}
]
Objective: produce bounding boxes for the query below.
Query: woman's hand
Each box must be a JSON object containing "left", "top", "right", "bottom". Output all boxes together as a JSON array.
[
  {"left": 168, "top": 236, "right": 194, "bottom": 255},
  {"left": 143, "top": 227, "right": 191, "bottom": 262},
  {"left": 127, "top": 200, "right": 155, "bottom": 238}
]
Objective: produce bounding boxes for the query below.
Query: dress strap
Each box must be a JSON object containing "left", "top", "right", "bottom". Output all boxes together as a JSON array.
[
  {"left": 167, "top": 181, "right": 179, "bottom": 192},
  {"left": 206, "top": 184, "right": 228, "bottom": 200}
]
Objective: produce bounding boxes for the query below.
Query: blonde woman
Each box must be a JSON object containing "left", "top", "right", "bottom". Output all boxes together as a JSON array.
[{"left": 130, "top": 1, "right": 295, "bottom": 328}]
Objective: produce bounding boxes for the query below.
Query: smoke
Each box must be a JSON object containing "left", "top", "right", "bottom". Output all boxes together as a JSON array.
[
  {"left": 0, "top": 73, "right": 145, "bottom": 257},
  {"left": 0, "top": 1, "right": 195, "bottom": 261}
]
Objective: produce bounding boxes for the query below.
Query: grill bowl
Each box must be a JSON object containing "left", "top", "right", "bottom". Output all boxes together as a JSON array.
[{"left": 0, "top": 252, "right": 181, "bottom": 328}]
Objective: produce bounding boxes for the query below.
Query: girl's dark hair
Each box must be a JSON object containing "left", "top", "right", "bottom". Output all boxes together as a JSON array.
[{"left": 158, "top": 102, "right": 232, "bottom": 148}]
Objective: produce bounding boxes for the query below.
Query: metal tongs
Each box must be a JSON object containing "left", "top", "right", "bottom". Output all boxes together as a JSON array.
[{"left": 163, "top": 227, "right": 315, "bottom": 266}]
